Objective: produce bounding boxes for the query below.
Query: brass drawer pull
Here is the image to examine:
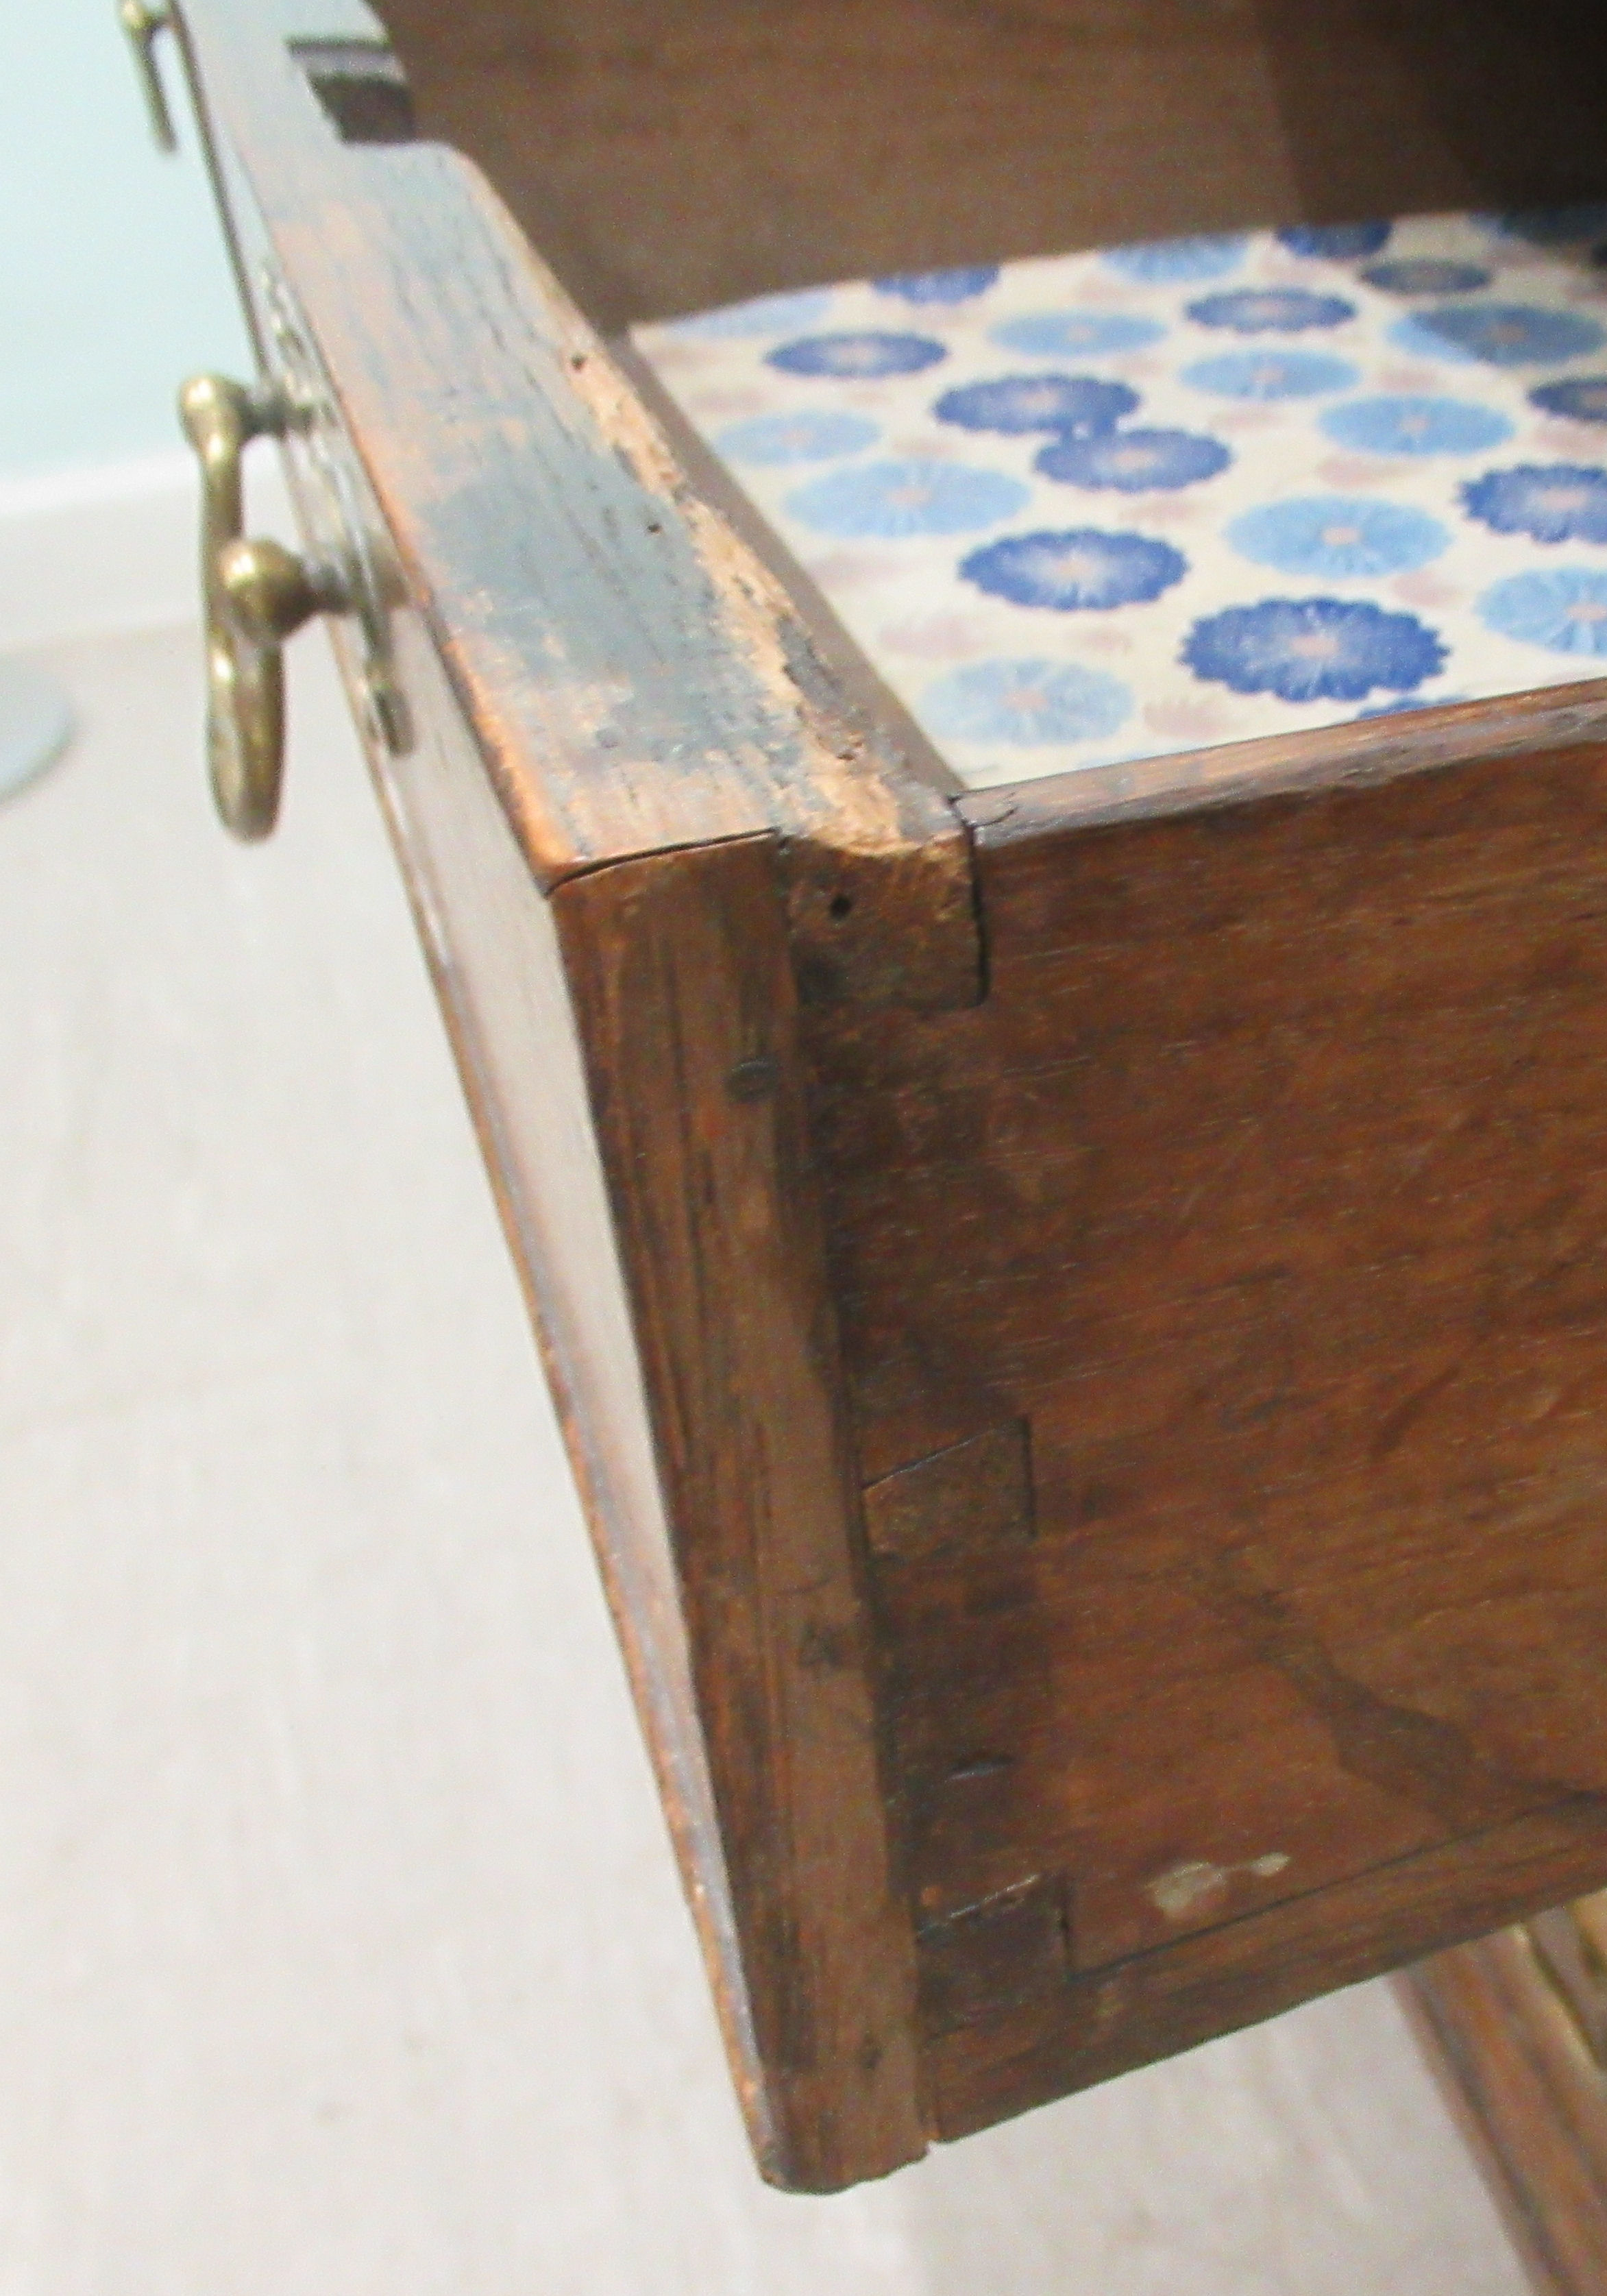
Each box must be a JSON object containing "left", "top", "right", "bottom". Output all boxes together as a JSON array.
[{"left": 179, "top": 373, "right": 347, "bottom": 842}]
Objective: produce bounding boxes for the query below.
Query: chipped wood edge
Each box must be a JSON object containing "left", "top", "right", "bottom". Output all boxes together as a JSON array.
[
  {"left": 961, "top": 682, "right": 1607, "bottom": 846},
  {"left": 173, "top": 0, "right": 981, "bottom": 1011}
]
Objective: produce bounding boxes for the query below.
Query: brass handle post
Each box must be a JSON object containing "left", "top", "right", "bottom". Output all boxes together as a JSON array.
[{"left": 117, "top": 0, "right": 177, "bottom": 152}]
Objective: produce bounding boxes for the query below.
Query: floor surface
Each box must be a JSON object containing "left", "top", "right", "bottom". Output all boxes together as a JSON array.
[{"left": 0, "top": 622, "right": 1530, "bottom": 2295}]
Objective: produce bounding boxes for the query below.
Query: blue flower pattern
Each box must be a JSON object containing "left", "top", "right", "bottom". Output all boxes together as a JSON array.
[
  {"left": 1390, "top": 304, "right": 1607, "bottom": 367},
  {"left": 633, "top": 209, "right": 1607, "bottom": 790},
  {"left": 1227, "top": 496, "right": 1449, "bottom": 578},
  {"left": 784, "top": 459, "right": 1030, "bottom": 539},
  {"left": 935, "top": 374, "right": 1139, "bottom": 436},
  {"left": 1184, "top": 351, "right": 1360, "bottom": 400},
  {"left": 1188, "top": 289, "right": 1357, "bottom": 333},
  {"left": 921, "top": 657, "right": 1133, "bottom": 745},
  {"left": 1461, "top": 465, "right": 1607, "bottom": 544},
  {"left": 767, "top": 332, "right": 947, "bottom": 378},
  {"left": 874, "top": 266, "right": 1001, "bottom": 304},
  {"left": 1530, "top": 377, "right": 1607, "bottom": 424},
  {"left": 962, "top": 530, "right": 1188, "bottom": 611},
  {"left": 1036, "top": 428, "right": 1231, "bottom": 491},
  {"left": 1184, "top": 600, "right": 1447, "bottom": 702}
]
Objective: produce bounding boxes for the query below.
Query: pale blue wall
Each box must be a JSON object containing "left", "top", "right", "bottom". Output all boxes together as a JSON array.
[{"left": 1, "top": 0, "right": 251, "bottom": 483}]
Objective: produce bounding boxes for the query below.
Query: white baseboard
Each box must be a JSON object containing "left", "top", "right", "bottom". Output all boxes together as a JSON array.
[{"left": 0, "top": 447, "right": 295, "bottom": 651}]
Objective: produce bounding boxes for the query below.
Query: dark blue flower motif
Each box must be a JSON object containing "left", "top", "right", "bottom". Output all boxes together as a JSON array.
[
  {"left": 783, "top": 458, "right": 1030, "bottom": 539},
  {"left": 767, "top": 332, "right": 947, "bottom": 378},
  {"left": 1227, "top": 495, "right": 1449, "bottom": 578},
  {"left": 1183, "top": 598, "right": 1447, "bottom": 702},
  {"left": 1183, "top": 350, "right": 1359, "bottom": 400},
  {"left": 1390, "top": 304, "right": 1607, "bottom": 367},
  {"left": 1188, "top": 288, "right": 1357, "bottom": 333},
  {"left": 1277, "top": 221, "right": 1392, "bottom": 260},
  {"left": 934, "top": 373, "right": 1139, "bottom": 437},
  {"left": 961, "top": 528, "right": 1188, "bottom": 611},
  {"left": 1462, "top": 464, "right": 1607, "bottom": 544},
  {"left": 713, "top": 410, "right": 881, "bottom": 465},
  {"left": 1320, "top": 394, "right": 1515, "bottom": 455},
  {"left": 874, "top": 265, "right": 1001, "bottom": 304},
  {"left": 667, "top": 287, "right": 834, "bottom": 340},
  {"left": 1480, "top": 567, "right": 1607, "bottom": 653},
  {"left": 1497, "top": 204, "right": 1607, "bottom": 246},
  {"left": 1530, "top": 376, "right": 1607, "bottom": 424},
  {"left": 920, "top": 656, "right": 1133, "bottom": 746},
  {"left": 1104, "top": 233, "right": 1248, "bottom": 283},
  {"left": 1035, "top": 426, "right": 1231, "bottom": 492},
  {"left": 990, "top": 311, "right": 1167, "bottom": 357},
  {"left": 1360, "top": 258, "right": 1491, "bottom": 295}
]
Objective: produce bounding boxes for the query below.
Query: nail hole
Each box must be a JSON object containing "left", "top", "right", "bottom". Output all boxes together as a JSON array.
[{"left": 829, "top": 891, "right": 853, "bottom": 920}]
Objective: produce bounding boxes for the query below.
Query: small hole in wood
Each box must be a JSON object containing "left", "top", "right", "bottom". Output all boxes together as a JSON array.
[{"left": 829, "top": 891, "right": 854, "bottom": 920}]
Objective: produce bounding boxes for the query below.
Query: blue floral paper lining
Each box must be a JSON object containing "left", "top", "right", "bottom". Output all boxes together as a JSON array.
[{"left": 633, "top": 212, "right": 1607, "bottom": 788}]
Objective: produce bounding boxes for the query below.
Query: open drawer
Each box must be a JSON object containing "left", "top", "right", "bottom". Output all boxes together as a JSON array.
[{"left": 143, "top": 0, "right": 1607, "bottom": 2193}]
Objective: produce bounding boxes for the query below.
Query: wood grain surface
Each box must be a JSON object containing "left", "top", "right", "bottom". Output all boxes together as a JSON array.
[
  {"left": 555, "top": 842, "right": 924, "bottom": 2188},
  {"left": 375, "top": 0, "right": 1607, "bottom": 331},
  {"left": 173, "top": 0, "right": 1607, "bottom": 2189},
  {"left": 804, "top": 728, "right": 1607, "bottom": 2133},
  {"left": 174, "top": 0, "right": 981, "bottom": 1013}
]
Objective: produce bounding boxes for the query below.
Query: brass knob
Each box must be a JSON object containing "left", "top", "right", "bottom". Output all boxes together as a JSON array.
[
  {"left": 179, "top": 376, "right": 347, "bottom": 842},
  {"left": 116, "top": 0, "right": 177, "bottom": 152}
]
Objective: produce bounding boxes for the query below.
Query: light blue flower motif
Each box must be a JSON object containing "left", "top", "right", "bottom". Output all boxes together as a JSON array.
[
  {"left": 1497, "top": 204, "right": 1607, "bottom": 246},
  {"left": 1035, "top": 426, "right": 1231, "bottom": 491},
  {"left": 1103, "top": 233, "right": 1249, "bottom": 283},
  {"left": 1530, "top": 377, "right": 1607, "bottom": 424},
  {"left": 1360, "top": 258, "right": 1491, "bottom": 295},
  {"left": 1183, "top": 598, "right": 1446, "bottom": 701},
  {"left": 667, "top": 288, "right": 835, "bottom": 340},
  {"left": 783, "top": 458, "right": 1029, "bottom": 539},
  {"left": 1183, "top": 350, "right": 1360, "bottom": 399},
  {"left": 1319, "top": 394, "right": 1515, "bottom": 455},
  {"left": 920, "top": 656, "right": 1133, "bottom": 745},
  {"left": 1277, "top": 221, "right": 1392, "bottom": 260},
  {"left": 712, "top": 410, "right": 881, "bottom": 465},
  {"left": 1227, "top": 495, "right": 1449, "bottom": 578},
  {"left": 990, "top": 311, "right": 1167, "bottom": 357},
  {"left": 961, "top": 528, "right": 1188, "bottom": 611},
  {"left": 934, "top": 373, "right": 1139, "bottom": 436},
  {"left": 874, "top": 265, "right": 1001, "bottom": 304},
  {"left": 767, "top": 332, "right": 947, "bottom": 378},
  {"left": 1188, "top": 288, "right": 1357, "bottom": 333},
  {"left": 1462, "top": 464, "right": 1607, "bottom": 544},
  {"left": 1480, "top": 567, "right": 1607, "bottom": 653},
  {"left": 1390, "top": 303, "right": 1607, "bottom": 367}
]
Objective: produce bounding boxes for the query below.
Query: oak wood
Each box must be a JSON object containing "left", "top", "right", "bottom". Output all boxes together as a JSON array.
[
  {"left": 173, "top": 0, "right": 1607, "bottom": 2195},
  {"left": 374, "top": 0, "right": 1607, "bottom": 332},
  {"left": 554, "top": 841, "right": 924, "bottom": 2187},
  {"left": 174, "top": 0, "right": 981, "bottom": 1012},
  {"left": 802, "top": 729, "right": 1607, "bottom": 2131}
]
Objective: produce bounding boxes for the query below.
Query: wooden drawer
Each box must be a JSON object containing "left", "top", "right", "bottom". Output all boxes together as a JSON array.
[{"left": 152, "top": 0, "right": 1607, "bottom": 2194}]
